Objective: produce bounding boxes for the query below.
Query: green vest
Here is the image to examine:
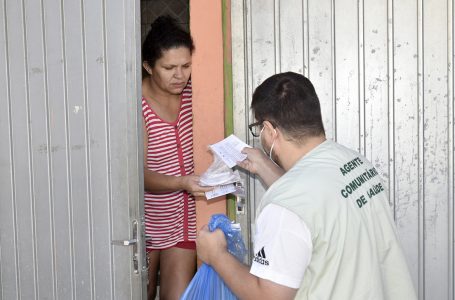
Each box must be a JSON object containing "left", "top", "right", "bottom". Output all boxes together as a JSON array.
[{"left": 257, "top": 141, "right": 416, "bottom": 300}]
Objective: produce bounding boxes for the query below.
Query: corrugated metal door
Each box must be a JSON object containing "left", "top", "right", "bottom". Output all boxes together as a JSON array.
[
  {"left": 231, "top": 0, "right": 454, "bottom": 299},
  {"left": 0, "top": 0, "right": 146, "bottom": 299}
]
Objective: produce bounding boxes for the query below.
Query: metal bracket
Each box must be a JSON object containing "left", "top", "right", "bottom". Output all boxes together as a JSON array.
[{"left": 236, "top": 196, "right": 246, "bottom": 214}]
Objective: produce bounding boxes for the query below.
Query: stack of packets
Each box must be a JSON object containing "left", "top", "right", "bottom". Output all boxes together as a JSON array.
[{"left": 200, "top": 135, "right": 250, "bottom": 200}]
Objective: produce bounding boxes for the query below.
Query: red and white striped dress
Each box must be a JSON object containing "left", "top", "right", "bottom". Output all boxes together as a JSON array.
[{"left": 142, "top": 82, "right": 196, "bottom": 250}]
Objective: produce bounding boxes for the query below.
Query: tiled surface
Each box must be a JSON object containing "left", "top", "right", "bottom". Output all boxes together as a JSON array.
[{"left": 141, "top": 0, "right": 189, "bottom": 43}]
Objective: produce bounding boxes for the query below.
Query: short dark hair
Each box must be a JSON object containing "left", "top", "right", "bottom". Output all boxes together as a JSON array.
[
  {"left": 251, "top": 72, "right": 325, "bottom": 142},
  {"left": 142, "top": 15, "right": 195, "bottom": 67}
]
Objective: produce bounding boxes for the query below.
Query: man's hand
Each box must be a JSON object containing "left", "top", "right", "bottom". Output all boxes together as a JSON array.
[
  {"left": 196, "top": 225, "right": 228, "bottom": 266},
  {"left": 237, "top": 147, "right": 270, "bottom": 174},
  {"left": 237, "top": 147, "right": 285, "bottom": 188}
]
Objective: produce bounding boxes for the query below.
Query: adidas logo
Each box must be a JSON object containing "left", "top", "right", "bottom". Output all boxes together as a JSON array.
[{"left": 253, "top": 247, "right": 269, "bottom": 266}]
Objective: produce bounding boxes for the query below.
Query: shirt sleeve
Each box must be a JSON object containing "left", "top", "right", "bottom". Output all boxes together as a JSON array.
[{"left": 250, "top": 203, "right": 312, "bottom": 289}]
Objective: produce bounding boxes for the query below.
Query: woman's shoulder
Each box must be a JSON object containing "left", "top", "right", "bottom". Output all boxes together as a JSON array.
[
  {"left": 182, "top": 81, "right": 192, "bottom": 96},
  {"left": 181, "top": 81, "right": 192, "bottom": 105}
]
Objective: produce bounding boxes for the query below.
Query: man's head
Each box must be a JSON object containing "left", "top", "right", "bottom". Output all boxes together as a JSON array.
[{"left": 251, "top": 72, "right": 325, "bottom": 144}]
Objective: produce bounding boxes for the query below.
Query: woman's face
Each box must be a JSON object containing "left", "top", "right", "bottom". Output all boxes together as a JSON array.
[{"left": 146, "top": 46, "right": 192, "bottom": 95}]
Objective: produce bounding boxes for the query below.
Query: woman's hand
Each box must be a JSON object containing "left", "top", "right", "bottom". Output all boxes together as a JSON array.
[{"left": 180, "top": 175, "right": 213, "bottom": 197}]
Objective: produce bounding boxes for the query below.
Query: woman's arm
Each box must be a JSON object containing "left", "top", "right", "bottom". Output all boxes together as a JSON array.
[{"left": 142, "top": 121, "right": 211, "bottom": 195}]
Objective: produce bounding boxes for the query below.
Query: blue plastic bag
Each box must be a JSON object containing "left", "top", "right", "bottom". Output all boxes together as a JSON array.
[{"left": 180, "top": 214, "right": 247, "bottom": 300}]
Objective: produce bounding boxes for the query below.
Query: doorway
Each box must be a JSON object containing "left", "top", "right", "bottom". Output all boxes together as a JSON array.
[
  {"left": 141, "top": 0, "right": 189, "bottom": 42},
  {"left": 140, "top": 1, "right": 190, "bottom": 299}
]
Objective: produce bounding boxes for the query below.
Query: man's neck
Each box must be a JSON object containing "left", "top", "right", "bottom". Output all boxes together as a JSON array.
[{"left": 279, "top": 135, "right": 326, "bottom": 171}]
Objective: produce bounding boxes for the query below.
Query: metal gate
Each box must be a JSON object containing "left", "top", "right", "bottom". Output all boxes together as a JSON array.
[
  {"left": 231, "top": 0, "right": 454, "bottom": 299},
  {"left": 0, "top": 0, "right": 146, "bottom": 299}
]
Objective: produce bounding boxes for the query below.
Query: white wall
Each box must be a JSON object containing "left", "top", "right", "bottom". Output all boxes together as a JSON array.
[{"left": 232, "top": 0, "right": 454, "bottom": 299}]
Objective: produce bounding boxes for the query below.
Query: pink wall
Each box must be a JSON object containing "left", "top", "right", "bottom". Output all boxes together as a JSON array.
[{"left": 190, "top": 0, "right": 226, "bottom": 228}]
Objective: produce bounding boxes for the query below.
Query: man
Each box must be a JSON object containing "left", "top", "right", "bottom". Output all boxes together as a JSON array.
[{"left": 196, "top": 72, "right": 416, "bottom": 299}]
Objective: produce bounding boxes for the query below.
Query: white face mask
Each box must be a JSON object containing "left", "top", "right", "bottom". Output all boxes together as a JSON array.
[{"left": 260, "top": 126, "right": 277, "bottom": 163}]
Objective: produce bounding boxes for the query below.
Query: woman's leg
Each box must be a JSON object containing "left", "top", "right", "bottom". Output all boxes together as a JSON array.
[
  {"left": 159, "top": 247, "right": 196, "bottom": 300},
  {"left": 147, "top": 250, "right": 160, "bottom": 300}
]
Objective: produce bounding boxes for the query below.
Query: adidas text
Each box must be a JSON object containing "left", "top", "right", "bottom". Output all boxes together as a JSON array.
[{"left": 253, "top": 256, "right": 269, "bottom": 265}]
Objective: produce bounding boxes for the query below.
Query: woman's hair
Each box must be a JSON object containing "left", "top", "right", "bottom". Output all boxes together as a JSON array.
[
  {"left": 251, "top": 72, "right": 325, "bottom": 142},
  {"left": 142, "top": 15, "right": 195, "bottom": 68}
]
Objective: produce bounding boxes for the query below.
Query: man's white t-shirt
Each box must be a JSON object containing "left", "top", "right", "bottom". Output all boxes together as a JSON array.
[{"left": 250, "top": 203, "right": 313, "bottom": 289}]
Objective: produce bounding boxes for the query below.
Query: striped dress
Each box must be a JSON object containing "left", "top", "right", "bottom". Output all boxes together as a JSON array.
[{"left": 142, "top": 82, "right": 196, "bottom": 250}]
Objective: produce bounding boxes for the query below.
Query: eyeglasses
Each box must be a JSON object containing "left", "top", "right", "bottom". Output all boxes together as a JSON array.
[{"left": 248, "top": 121, "right": 263, "bottom": 137}]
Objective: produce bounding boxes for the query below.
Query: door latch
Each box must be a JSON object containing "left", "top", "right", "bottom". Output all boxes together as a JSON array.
[{"left": 111, "top": 220, "right": 139, "bottom": 274}]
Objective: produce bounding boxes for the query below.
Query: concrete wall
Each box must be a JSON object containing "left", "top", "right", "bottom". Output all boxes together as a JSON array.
[{"left": 190, "top": 0, "right": 227, "bottom": 230}]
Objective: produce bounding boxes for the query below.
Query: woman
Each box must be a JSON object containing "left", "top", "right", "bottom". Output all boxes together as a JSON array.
[{"left": 141, "top": 15, "right": 211, "bottom": 300}]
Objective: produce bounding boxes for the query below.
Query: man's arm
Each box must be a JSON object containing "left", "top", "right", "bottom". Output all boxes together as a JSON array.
[
  {"left": 196, "top": 227, "right": 297, "bottom": 300},
  {"left": 237, "top": 147, "right": 285, "bottom": 188}
]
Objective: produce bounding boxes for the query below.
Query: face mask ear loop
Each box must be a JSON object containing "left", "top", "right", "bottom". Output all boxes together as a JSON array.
[
  {"left": 269, "top": 128, "right": 277, "bottom": 161},
  {"left": 259, "top": 126, "right": 265, "bottom": 137},
  {"left": 269, "top": 140, "right": 275, "bottom": 160}
]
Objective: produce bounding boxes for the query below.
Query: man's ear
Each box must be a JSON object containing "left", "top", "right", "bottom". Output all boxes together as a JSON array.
[
  {"left": 143, "top": 62, "right": 152, "bottom": 75},
  {"left": 263, "top": 120, "right": 277, "bottom": 138}
]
